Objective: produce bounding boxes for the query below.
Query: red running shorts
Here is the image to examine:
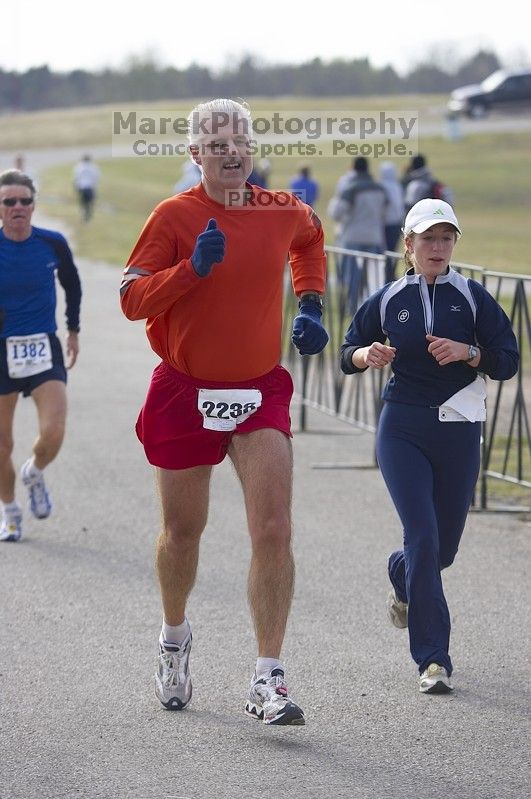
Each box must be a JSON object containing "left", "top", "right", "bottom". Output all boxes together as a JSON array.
[{"left": 136, "top": 362, "right": 294, "bottom": 470}]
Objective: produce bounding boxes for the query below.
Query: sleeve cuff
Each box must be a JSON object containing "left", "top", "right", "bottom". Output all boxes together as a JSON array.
[{"left": 340, "top": 345, "right": 368, "bottom": 374}]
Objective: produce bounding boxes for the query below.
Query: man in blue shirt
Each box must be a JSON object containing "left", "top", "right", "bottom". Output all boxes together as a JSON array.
[
  {"left": 0, "top": 169, "right": 82, "bottom": 542},
  {"left": 289, "top": 165, "right": 319, "bottom": 208}
]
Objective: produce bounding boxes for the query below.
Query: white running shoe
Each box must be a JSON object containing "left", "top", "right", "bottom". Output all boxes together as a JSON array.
[
  {"left": 0, "top": 512, "right": 23, "bottom": 542},
  {"left": 387, "top": 589, "right": 408, "bottom": 629},
  {"left": 155, "top": 633, "right": 192, "bottom": 710},
  {"left": 245, "top": 668, "right": 305, "bottom": 726},
  {"left": 21, "top": 460, "right": 52, "bottom": 519},
  {"left": 419, "top": 663, "right": 453, "bottom": 694}
]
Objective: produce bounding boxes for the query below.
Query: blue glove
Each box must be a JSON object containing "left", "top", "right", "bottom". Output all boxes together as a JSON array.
[
  {"left": 291, "top": 298, "right": 329, "bottom": 355},
  {"left": 191, "top": 218, "right": 225, "bottom": 277}
]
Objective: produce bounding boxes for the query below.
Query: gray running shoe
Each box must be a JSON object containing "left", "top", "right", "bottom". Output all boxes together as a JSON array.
[
  {"left": 155, "top": 633, "right": 192, "bottom": 710},
  {"left": 387, "top": 589, "right": 408, "bottom": 628},
  {"left": 245, "top": 668, "right": 305, "bottom": 726},
  {"left": 419, "top": 663, "right": 453, "bottom": 694},
  {"left": 0, "top": 512, "right": 23, "bottom": 542},
  {"left": 21, "top": 460, "right": 52, "bottom": 519}
]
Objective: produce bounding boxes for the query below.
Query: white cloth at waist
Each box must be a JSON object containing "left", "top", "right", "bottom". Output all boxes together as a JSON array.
[{"left": 439, "top": 375, "right": 487, "bottom": 422}]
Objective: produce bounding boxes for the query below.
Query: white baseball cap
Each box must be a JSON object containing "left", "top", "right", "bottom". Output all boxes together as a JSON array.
[{"left": 403, "top": 199, "right": 461, "bottom": 236}]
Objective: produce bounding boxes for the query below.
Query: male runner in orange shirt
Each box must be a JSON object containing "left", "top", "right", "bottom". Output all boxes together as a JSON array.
[{"left": 120, "top": 98, "right": 328, "bottom": 725}]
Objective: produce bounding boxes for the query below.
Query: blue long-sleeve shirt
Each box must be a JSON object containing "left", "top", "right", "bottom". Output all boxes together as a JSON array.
[
  {"left": 340, "top": 267, "right": 519, "bottom": 407},
  {"left": 0, "top": 226, "right": 82, "bottom": 337}
]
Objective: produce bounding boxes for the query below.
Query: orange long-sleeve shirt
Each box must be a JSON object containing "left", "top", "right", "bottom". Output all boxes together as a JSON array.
[{"left": 120, "top": 183, "right": 326, "bottom": 381}]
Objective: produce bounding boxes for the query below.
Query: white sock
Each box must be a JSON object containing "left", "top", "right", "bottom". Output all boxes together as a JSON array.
[
  {"left": 2, "top": 501, "right": 21, "bottom": 518},
  {"left": 24, "top": 457, "right": 43, "bottom": 479},
  {"left": 255, "top": 657, "right": 283, "bottom": 678},
  {"left": 161, "top": 618, "right": 191, "bottom": 647}
]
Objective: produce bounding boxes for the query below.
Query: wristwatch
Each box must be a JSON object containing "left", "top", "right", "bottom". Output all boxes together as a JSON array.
[
  {"left": 465, "top": 344, "right": 479, "bottom": 362},
  {"left": 299, "top": 293, "right": 323, "bottom": 309}
]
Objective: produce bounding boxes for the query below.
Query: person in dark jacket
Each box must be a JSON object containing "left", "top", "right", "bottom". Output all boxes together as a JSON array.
[
  {"left": 328, "top": 156, "right": 387, "bottom": 310},
  {"left": 402, "top": 154, "right": 453, "bottom": 213},
  {"left": 340, "top": 198, "right": 518, "bottom": 694},
  {"left": 379, "top": 161, "right": 405, "bottom": 282}
]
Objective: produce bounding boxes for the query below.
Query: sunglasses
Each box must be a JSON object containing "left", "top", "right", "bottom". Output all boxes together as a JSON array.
[{"left": 1, "top": 197, "right": 34, "bottom": 207}]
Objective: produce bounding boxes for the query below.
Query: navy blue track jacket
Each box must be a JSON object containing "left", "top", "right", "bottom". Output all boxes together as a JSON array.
[{"left": 340, "top": 267, "right": 519, "bottom": 407}]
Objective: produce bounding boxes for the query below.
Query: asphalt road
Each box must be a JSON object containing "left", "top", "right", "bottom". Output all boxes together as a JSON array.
[{"left": 0, "top": 215, "right": 530, "bottom": 798}]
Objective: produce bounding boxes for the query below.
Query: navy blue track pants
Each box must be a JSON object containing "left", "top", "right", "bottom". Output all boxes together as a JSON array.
[{"left": 376, "top": 402, "right": 481, "bottom": 675}]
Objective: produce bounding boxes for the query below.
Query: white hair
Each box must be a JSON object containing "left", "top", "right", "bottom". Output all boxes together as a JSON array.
[{"left": 187, "top": 98, "right": 253, "bottom": 146}]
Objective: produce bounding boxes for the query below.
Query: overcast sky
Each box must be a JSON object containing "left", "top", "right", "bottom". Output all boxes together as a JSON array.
[{"left": 3, "top": 0, "right": 528, "bottom": 76}]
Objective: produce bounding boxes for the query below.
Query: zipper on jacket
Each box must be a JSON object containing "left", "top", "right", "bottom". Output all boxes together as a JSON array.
[{"left": 418, "top": 275, "right": 437, "bottom": 335}]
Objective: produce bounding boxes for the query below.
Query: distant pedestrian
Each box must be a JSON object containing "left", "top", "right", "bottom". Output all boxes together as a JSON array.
[
  {"left": 73, "top": 154, "right": 100, "bottom": 222},
  {"left": 379, "top": 161, "right": 405, "bottom": 282},
  {"left": 289, "top": 165, "right": 320, "bottom": 208},
  {"left": 327, "top": 156, "right": 387, "bottom": 309},
  {"left": 258, "top": 158, "right": 272, "bottom": 188},
  {"left": 402, "top": 154, "right": 452, "bottom": 213},
  {"left": 13, "top": 154, "right": 37, "bottom": 191},
  {"left": 445, "top": 111, "right": 462, "bottom": 142}
]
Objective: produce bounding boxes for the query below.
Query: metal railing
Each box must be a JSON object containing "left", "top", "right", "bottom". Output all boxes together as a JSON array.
[{"left": 282, "top": 246, "right": 531, "bottom": 511}]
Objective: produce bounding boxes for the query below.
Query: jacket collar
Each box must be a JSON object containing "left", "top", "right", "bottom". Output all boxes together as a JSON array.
[{"left": 405, "top": 266, "right": 453, "bottom": 285}]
